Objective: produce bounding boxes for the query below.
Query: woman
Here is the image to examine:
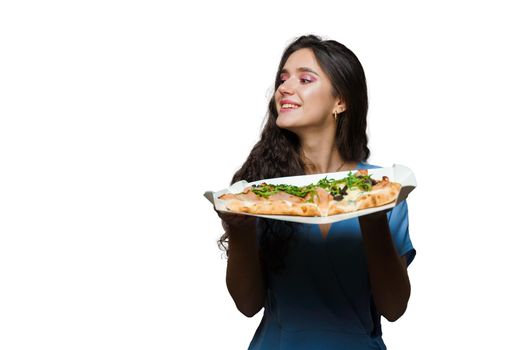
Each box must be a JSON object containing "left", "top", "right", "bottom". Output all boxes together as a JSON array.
[{"left": 216, "top": 34, "right": 416, "bottom": 349}]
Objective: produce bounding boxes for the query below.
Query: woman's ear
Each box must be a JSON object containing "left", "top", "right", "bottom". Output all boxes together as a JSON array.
[{"left": 335, "top": 98, "right": 347, "bottom": 114}]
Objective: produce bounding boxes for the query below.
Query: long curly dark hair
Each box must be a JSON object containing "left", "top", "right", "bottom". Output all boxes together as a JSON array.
[{"left": 218, "top": 34, "right": 371, "bottom": 271}]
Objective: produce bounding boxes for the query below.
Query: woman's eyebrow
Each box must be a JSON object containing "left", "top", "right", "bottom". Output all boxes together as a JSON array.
[{"left": 280, "top": 67, "right": 320, "bottom": 77}]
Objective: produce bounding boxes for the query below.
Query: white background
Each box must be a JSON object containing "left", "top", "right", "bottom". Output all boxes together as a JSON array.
[{"left": 1, "top": 1, "right": 524, "bottom": 349}]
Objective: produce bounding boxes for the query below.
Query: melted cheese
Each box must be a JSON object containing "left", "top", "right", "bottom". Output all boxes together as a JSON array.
[
  {"left": 341, "top": 187, "right": 383, "bottom": 202},
  {"left": 342, "top": 187, "right": 365, "bottom": 202}
]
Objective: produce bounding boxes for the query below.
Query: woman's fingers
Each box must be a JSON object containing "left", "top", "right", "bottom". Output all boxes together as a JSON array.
[
  {"left": 215, "top": 209, "right": 256, "bottom": 232},
  {"left": 215, "top": 209, "right": 241, "bottom": 221}
]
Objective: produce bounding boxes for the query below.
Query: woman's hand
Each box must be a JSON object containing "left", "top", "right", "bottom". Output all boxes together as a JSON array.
[
  {"left": 215, "top": 209, "right": 257, "bottom": 236},
  {"left": 358, "top": 208, "right": 391, "bottom": 226}
]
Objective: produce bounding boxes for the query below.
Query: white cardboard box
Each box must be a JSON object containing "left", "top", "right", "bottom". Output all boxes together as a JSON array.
[{"left": 204, "top": 164, "right": 417, "bottom": 224}]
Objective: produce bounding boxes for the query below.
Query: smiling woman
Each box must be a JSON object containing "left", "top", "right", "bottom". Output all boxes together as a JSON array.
[
  {"left": 214, "top": 34, "right": 416, "bottom": 350},
  {"left": 275, "top": 50, "right": 343, "bottom": 133}
]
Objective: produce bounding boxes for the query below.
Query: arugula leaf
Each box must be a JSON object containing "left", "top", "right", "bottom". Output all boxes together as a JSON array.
[{"left": 250, "top": 171, "right": 373, "bottom": 199}]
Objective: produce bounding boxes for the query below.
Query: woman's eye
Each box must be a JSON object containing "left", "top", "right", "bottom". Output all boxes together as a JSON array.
[{"left": 278, "top": 78, "right": 312, "bottom": 85}]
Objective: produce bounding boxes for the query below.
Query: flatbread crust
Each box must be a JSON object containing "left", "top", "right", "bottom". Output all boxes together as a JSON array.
[
  {"left": 218, "top": 172, "right": 401, "bottom": 217},
  {"left": 223, "top": 199, "right": 321, "bottom": 216},
  {"left": 328, "top": 180, "right": 401, "bottom": 215}
]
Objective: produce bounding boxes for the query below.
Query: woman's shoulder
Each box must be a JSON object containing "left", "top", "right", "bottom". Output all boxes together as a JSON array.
[{"left": 357, "top": 161, "right": 383, "bottom": 170}]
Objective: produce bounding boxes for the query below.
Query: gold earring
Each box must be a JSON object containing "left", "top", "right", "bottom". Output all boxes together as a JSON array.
[{"left": 333, "top": 111, "right": 338, "bottom": 121}]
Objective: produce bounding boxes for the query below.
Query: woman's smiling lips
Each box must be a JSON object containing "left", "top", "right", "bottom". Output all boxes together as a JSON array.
[
  {"left": 279, "top": 106, "right": 301, "bottom": 113},
  {"left": 279, "top": 99, "right": 302, "bottom": 113}
]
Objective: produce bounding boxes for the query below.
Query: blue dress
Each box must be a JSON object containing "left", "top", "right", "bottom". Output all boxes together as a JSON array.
[{"left": 248, "top": 162, "right": 416, "bottom": 350}]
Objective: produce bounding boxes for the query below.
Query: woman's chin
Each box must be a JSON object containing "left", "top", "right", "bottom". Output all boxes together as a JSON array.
[{"left": 276, "top": 115, "right": 299, "bottom": 130}]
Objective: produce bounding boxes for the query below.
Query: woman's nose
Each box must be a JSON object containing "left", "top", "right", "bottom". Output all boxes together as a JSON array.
[{"left": 277, "top": 77, "right": 297, "bottom": 95}]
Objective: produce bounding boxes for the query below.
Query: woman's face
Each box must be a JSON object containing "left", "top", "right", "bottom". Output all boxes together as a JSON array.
[{"left": 274, "top": 48, "right": 342, "bottom": 132}]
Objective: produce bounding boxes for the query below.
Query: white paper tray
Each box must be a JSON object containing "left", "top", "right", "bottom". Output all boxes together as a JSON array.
[{"left": 204, "top": 164, "right": 416, "bottom": 224}]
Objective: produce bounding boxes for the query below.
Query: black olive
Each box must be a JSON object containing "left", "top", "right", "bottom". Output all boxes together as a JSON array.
[{"left": 334, "top": 194, "right": 344, "bottom": 201}]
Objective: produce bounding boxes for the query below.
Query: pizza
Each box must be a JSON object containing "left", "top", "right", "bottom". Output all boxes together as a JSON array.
[{"left": 218, "top": 170, "right": 401, "bottom": 217}]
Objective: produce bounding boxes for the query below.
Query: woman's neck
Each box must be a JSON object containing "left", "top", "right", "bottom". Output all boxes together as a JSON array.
[{"left": 300, "top": 135, "right": 348, "bottom": 174}]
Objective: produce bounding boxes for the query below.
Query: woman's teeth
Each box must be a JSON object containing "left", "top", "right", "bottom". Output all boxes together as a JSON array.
[{"left": 282, "top": 104, "right": 300, "bottom": 109}]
